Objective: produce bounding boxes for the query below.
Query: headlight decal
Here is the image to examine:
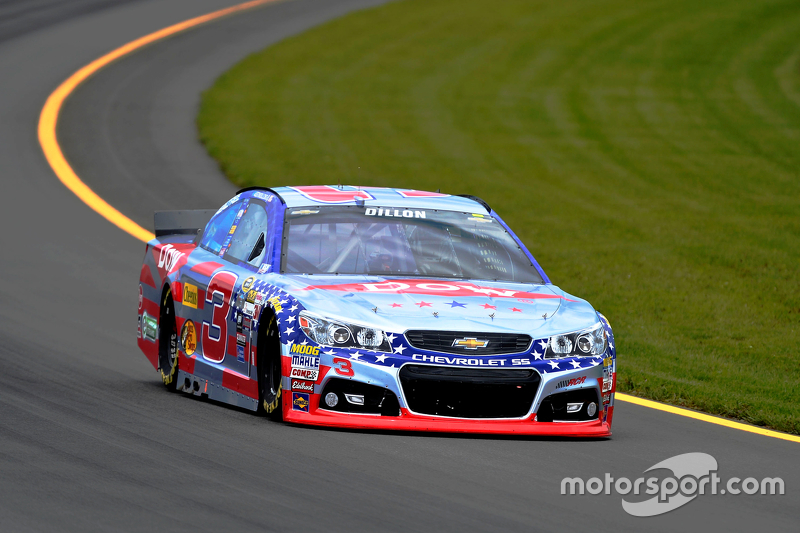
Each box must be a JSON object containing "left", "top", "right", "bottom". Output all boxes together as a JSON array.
[
  {"left": 298, "top": 311, "right": 392, "bottom": 352},
  {"left": 544, "top": 323, "right": 607, "bottom": 359}
]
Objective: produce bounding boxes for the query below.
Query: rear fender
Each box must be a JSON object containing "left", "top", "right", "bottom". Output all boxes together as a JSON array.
[{"left": 137, "top": 236, "right": 197, "bottom": 369}]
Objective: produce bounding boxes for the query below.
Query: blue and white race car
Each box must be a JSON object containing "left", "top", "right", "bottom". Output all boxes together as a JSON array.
[{"left": 137, "top": 186, "right": 616, "bottom": 436}]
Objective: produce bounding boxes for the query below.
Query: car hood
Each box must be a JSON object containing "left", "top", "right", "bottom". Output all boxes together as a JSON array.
[{"left": 272, "top": 275, "right": 599, "bottom": 337}]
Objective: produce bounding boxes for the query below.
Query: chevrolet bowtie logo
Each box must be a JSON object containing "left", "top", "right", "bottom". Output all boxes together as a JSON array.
[{"left": 452, "top": 337, "right": 489, "bottom": 350}]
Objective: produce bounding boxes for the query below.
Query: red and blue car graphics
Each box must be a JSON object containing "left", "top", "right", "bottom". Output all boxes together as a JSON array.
[{"left": 137, "top": 186, "right": 617, "bottom": 436}]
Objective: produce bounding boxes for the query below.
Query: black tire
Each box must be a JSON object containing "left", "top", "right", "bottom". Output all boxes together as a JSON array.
[
  {"left": 158, "top": 289, "right": 178, "bottom": 391},
  {"left": 257, "top": 314, "right": 282, "bottom": 418}
]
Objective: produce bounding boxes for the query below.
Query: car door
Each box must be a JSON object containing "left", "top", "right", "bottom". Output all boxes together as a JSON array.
[
  {"left": 219, "top": 196, "right": 273, "bottom": 377},
  {"left": 179, "top": 197, "right": 247, "bottom": 374}
]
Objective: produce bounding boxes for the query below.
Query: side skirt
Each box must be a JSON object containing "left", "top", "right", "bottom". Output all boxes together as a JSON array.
[{"left": 175, "top": 366, "right": 258, "bottom": 412}]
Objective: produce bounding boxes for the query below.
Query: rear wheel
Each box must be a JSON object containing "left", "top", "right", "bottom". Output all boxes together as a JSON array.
[
  {"left": 257, "top": 314, "right": 282, "bottom": 418},
  {"left": 158, "top": 289, "right": 178, "bottom": 391}
]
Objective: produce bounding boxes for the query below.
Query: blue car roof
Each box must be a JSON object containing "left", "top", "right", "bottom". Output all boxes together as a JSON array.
[{"left": 269, "top": 185, "right": 491, "bottom": 213}]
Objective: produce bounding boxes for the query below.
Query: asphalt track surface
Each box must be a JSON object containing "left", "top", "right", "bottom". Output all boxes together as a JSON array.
[{"left": 0, "top": 1, "right": 798, "bottom": 531}]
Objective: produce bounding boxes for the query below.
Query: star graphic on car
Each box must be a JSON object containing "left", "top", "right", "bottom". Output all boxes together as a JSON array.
[
  {"left": 480, "top": 303, "right": 496, "bottom": 310},
  {"left": 446, "top": 301, "right": 466, "bottom": 308},
  {"left": 509, "top": 307, "right": 522, "bottom": 312},
  {"left": 393, "top": 344, "right": 406, "bottom": 354},
  {"left": 538, "top": 340, "right": 548, "bottom": 351},
  {"left": 390, "top": 303, "right": 402, "bottom": 308},
  {"left": 548, "top": 360, "right": 560, "bottom": 369},
  {"left": 375, "top": 354, "right": 389, "bottom": 363},
  {"left": 385, "top": 333, "right": 396, "bottom": 343},
  {"left": 532, "top": 350, "right": 542, "bottom": 360},
  {"left": 415, "top": 301, "right": 432, "bottom": 307},
  {"left": 350, "top": 351, "right": 362, "bottom": 360},
  {"left": 569, "top": 360, "right": 581, "bottom": 368}
]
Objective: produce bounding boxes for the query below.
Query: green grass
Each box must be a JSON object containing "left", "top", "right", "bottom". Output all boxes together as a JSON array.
[{"left": 198, "top": 0, "right": 800, "bottom": 434}]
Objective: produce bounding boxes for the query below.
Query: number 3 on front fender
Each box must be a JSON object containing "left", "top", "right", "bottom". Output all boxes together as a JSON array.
[
  {"left": 333, "top": 357, "right": 354, "bottom": 377},
  {"left": 202, "top": 271, "right": 238, "bottom": 363}
]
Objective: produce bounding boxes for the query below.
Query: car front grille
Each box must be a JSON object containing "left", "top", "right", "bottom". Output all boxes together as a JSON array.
[
  {"left": 398, "top": 365, "right": 540, "bottom": 418},
  {"left": 404, "top": 330, "right": 532, "bottom": 355}
]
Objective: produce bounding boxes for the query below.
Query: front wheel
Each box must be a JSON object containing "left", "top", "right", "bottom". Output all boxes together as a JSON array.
[
  {"left": 158, "top": 289, "right": 179, "bottom": 391},
  {"left": 257, "top": 314, "right": 282, "bottom": 418}
]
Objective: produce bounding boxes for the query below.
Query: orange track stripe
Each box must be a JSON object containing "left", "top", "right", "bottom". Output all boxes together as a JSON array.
[{"left": 38, "top": 0, "right": 282, "bottom": 243}]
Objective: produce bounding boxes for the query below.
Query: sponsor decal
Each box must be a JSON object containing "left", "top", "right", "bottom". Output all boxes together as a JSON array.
[
  {"left": 291, "top": 209, "right": 319, "bottom": 215},
  {"left": 158, "top": 244, "right": 185, "bottom": 273},
  {"left": 451, "top": 337, "right": 489, "bottom": 350},
  {"left": 253, "top": 191, "right": 272, "bottom": 202},
  {"left": 468, "top": 214, "right": 492, "bottom": 223},
  {"left": 246, "top": 290, "right": 257, "bottom": 303},
  {"left": 237, "top": 344, "right": 245, "bottom": 362},
  {"left": 412, "top": 354, "right": 506, "bottom": 366},
  {"left": 236, "top": 332, "right": 247, "bottom": 346},
  {"left": 141, "top": 311, "right": 157, "bottom": 342},
  {"left": 291, "top": 380, "right": 315, "bottom": 392},
  {"left": 365, "top": 207, "right": 426, "bottom": 219},
  {"left": 298, "top": 279, "right": 572, "bottom": 300},
  {"left": 218, "top": 199, "right": 249, "bottom": 257},
  {"left": 257, "top": 263, "right": 270, "bottom": 274},
  {"left": 291, "top": 354, "right": 320, "bottom": 369},
  {"left": 137, "top": 314, "right": 142, "bottom": 339},
  {"left": 243, "top": 301, "right": 255, "bottom": 317},
  {"left": 603, "top": 357, "right": 615, "bottom": 392},
  {"left": 181, "top": 320, "right": 197, "bottom": 355},
  {"left": 268, "top": 295, "right": 282, "bottom": 313},
  {"left": 290, "top": 344, "right": 320, "bottom": 356},
  {"left": 290, "top": 367, "right": 319, "bottom": 380},
  {"left": 138, "top": 284, "right": 143, "bottom": 310},
  {"left": 292, "top": 392, "right": 310, "bottom": 412},
  {"left": 555, "top": 376, "right": 587, "bottom": 389},
  {"left": 182, "top": 283, "right": 198, "bottom": 309},
  {"left": 242, "top": 276, "right": 256, "bottom": 292},
  {"left": 406, "top": 355, "right": 534, "bottom": 367},
  {"left": 238, "top": 278, "right": 274, "bottom": 296}
]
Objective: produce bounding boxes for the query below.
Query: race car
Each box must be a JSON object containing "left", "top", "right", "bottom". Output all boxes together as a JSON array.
[{"left": 137, "top": 186, "right": 616, "bottom": 436}]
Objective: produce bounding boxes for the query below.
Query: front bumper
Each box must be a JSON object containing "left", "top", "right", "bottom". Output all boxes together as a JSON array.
[
  {"left": 280, "top": 343, "right": 616, "bottom": 437},
  {"left": 285, "top": 404, "right": 612, "bottom": 437}
]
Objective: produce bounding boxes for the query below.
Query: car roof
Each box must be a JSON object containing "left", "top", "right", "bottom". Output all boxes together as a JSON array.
[{"left": 266, "top": 185, "right": 491, "bottom": 213}]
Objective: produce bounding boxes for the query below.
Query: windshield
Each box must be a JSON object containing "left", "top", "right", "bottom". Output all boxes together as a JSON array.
[{"left": 282, "top": 206, "right": 543, "bottom": 283}]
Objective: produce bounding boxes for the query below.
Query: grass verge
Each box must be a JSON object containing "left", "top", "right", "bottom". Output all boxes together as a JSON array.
[{"left": 198, "top": 0, "right": 800, "bottom": 434}]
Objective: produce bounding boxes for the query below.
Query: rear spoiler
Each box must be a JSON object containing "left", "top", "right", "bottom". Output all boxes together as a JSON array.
[{"left": 153, "top": 209, "right": 217, "bottom": 238}]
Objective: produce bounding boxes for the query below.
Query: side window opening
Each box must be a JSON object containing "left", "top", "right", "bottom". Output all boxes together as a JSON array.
[
  {"left": 225, "top": 200, "right": 269, "bottom": 267},
  {"left": 199, "top": 200, "right": 243, "bottom": 255}
]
